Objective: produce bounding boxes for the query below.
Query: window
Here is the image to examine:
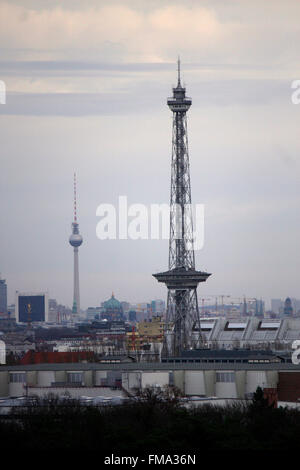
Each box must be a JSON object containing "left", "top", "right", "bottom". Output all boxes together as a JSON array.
[
  {"left": 10, "top": 373, "right": 26, "bottom": 383},
  {"left": 216, "top": 372, "right": 235, "bottom": 383},
  {"left": 67, "top": 372, "right": 83, "bottom": 384}
]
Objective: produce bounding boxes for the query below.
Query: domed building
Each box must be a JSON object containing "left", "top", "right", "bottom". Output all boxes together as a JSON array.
[{"left": 102, "top": 293, "right": 124, "bottom": 321}]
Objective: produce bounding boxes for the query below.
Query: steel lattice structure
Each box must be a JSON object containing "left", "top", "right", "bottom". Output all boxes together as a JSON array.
[{"left": 153, "top": 60, "right": 211, "bottom": 356}]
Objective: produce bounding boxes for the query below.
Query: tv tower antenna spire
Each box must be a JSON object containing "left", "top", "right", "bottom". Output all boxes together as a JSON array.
[
  {"left": 153, "top": 60, "right": 211, "bottom": 356},
  {"left": 74, "top": 172, "right": 77, "bottom": 222},
  {"left": 69, "top": 172, "right": 83, "bottom": 316},
  {"left": 177, "top": 56, "right": 181, "bottom": 86}
]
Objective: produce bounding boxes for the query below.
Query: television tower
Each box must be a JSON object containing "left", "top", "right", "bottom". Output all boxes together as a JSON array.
[
  {"left": 69, "top": 173, "right": 83, "bottom": 316},
  {"left": 153, "top": 59, "right": 211, "bottom": 356}
]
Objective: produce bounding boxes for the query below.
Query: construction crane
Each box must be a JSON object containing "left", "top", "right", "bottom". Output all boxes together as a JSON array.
[
  {"left": 206, "top": 295, "right": 231, "bottom": 316},
  {"left": 219, "top": 295, "right": 231, "bottom": 315}
]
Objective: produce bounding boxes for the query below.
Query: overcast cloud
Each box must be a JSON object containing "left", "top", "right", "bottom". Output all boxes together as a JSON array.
[{"left": 0, "top": 0, "right": 300, "bottom": 309}]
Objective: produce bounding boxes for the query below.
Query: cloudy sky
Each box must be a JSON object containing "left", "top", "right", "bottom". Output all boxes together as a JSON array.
[{"left": 0, "top": 0, "right": 300, "bottom": 309}]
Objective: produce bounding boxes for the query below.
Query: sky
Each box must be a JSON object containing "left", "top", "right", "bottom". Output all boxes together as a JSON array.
[{"left": 0, "top": 0, "right": 300, "bottom": 309}]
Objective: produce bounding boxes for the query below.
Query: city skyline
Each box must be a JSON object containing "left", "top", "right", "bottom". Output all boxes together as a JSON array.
[{"left": 0, "top": 1, "right": 300, "bottom": 309}]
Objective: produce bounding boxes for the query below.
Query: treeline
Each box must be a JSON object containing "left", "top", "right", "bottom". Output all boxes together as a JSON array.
[{"left": 1, "top": 387, "right": 300, "bottom": 451}]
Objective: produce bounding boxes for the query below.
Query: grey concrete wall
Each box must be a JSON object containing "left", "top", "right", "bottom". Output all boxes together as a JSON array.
[
  {"left": 204, "top": 370, "right": 215, "bottom": 397},
  {"left": 236, "top": 371, "right": 246, "bottom": 398},
  {"left": 55, "top": 370, "right": 66, "bottom": 383},
  {"left": 173, "top": 370, "right": 185, "bottom": 393},
  {"left": 184, "top": 371, "right": 205, "bottom": 396},
  {"left": 84, "top": 370, "right": 93, "bottom": 387},
  {"left": 0, "top": 371, "right": 9, "bottom": 397}
]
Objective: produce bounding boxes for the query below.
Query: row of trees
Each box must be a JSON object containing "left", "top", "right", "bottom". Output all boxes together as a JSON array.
[{"left": 0, "top": 387, "right": 300, "bottom": 451}]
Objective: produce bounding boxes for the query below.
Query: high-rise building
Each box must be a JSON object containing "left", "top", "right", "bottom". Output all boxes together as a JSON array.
[
  {"left": 0, "top": 277, "right": 7, "bottom": 313},
  {"left": 254, "top": 299, "right": 264, "bottom": 317},
  {"left": 151, "top": 299, "right": 165, "bottom": 315},
  {"left": 153, "top": 60, "right": 211, "bottom": 356},
  {"left": 128, "top": 310, "right": 137, "bottom": 322},
  {"left": 283, "top": 297, "right": 293, "bottom": 316},
  {"left": 121, "top": 301, "right": 130, "bottom": 315},
  {"left": 69, "top": 173, "right": 83, "bottom": 315}
]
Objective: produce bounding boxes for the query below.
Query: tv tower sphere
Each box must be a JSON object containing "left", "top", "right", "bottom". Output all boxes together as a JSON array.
[{"left": 69, "top": 229, "right": 83, "bottom": 247}]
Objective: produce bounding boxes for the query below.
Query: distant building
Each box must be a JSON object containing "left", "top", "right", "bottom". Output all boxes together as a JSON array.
[
  {"left": 0, "top": 340, "right": 5, "bottom": 364},
  {"left": 151, "top": 299, "right": 165, "bottom": 315},
  {"left": 242, "top": 297, "right": 247, "bottom": 316},
  {"left": 7, "top": 304, "right": 15, "bottom": 318},
  {"left": 271, "top": 299, "right": 283, "bottom": 314},
  {"left": 20, "top": 350, "right": 96, "bottom": 365},
  {"left": 126, "top": 316, "right": 164, "bottom": 351},
  {"left": 283, "top": 297, "right": 293, "bottom": 316},
  {"left": 255, "top": 299, "right": 264, "bottom": 317},
  {"left": 271, "top": 298, "right": 300, "bottom": 316},
  {"left": 128, "top": 310, "right": 137, "bottom": 322},
  {"left": 86, "top": 307, "right": 103, "bottom": 321},
  {"left": 0, "top": 278, "right": 7, "bottom": 314},
  {"left": 120, "top": 302, "right": 130, "bottom": 315},
  {"left": 15, "top": 292, "right": 48, "bottom": 324},
  {"left": 102, "top": 293, "right": 124, "bottom": 321},
  {"left": 138, "top": 316, "right": 164, "bottom": 340},
  {"left": 48, "top": 298, "right": 58, "bottom": 323}
]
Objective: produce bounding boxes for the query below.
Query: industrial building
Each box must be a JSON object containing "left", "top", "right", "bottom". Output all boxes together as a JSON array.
[
  {"left": 0, "top": 360, "right": 300, "bottom": 403},
  {"left": 199, "top": 316, "right": 300, "bottom": 349}
]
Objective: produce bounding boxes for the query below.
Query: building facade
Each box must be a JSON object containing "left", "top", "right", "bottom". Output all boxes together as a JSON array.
[
  {"left": 0, "top": 278, "right": 7, "bottom": 314},
  {"left": 1, "top": 361, "right": 300, "bottom": 402}
]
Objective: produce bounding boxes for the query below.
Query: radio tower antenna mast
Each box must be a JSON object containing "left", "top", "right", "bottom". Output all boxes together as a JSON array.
[
  {"left": 153, "top": 59, "right": 211, "bottom": 356},
  {"left": 69, "top": 172, "right": 83, "bottom": 317}
]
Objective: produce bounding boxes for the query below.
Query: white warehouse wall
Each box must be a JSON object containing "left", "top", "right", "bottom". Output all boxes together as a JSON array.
[
  {"left": 141, "top": 372, "right": 169, "bottom": 389},
  {"left": 37, "top": 371, "right": 55, "bottom": 387},
  {"left": 95, "top": 371, "right": 107, "bottom": 385},
  {"left": 245, "top": 371, "right": 268, "bottom": 395},
  {"left": 215, "top": 371, "right": 237, "bottom": 398},
  {"left": 185, "top": 371, "right": 206, "bottom": 396}
]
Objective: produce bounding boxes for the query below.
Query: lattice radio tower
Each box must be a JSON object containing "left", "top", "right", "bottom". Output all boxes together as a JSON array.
[{"left": 153, "top": 59, "right": 211, "bottom": 356}]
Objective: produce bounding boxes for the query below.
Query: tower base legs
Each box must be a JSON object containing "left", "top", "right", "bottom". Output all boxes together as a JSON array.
[{"left": 163, "top": 288, "right": 202, "bottom": 357}]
